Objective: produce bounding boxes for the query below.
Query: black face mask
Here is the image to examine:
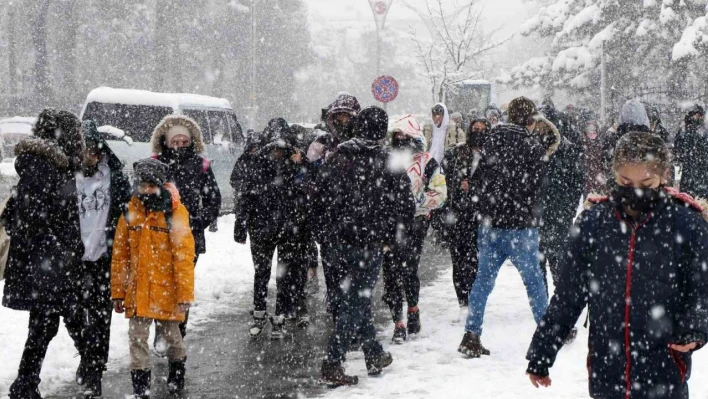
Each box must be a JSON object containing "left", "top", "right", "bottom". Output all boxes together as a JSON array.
[
  {"left": 468, "top": 130, "right": 486, "bottom": 148},
  {"left": 611, "top": 185, "right": 667, "bottom": 214},
  {"left": 391, "top": 137, "right": 421, "bottom": 152},
  {"left": 82, "top": 163, "right": 99, "bottom": 177},
  {"left": 137, "top": 192, "right": 168, "bottom": 212},
  {"left": 332, "top": 119, "right": 354, "bottom": 140},
  {"left": 164, "top": 146, "right": 194, "bottom": 162}
]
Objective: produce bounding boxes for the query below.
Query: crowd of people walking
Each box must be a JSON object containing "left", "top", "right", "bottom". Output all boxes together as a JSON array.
[{"left": 2, "top": 91, "right": 708, "bottom": 399}]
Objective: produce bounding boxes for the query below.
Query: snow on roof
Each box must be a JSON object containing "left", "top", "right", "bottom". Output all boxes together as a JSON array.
[
  {"left": 458, "top": 80, "right": 491, "bottom": 86},
  {"left": 0, "top": 116, "right": 37, "bottom": 125},
  {"left": 0, "top": 117, "right": 37, "bottom": 136},
  {"left": 85, "top": 87, "right": 232, "bottom": 111}
]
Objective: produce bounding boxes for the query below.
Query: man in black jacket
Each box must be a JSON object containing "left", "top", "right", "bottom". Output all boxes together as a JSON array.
[
  {"left": 674, "top": 105, "right": 708, "bottom": 199},
  {"left": 317, "top": 106, "right": 415, "bottom": 386},
  {"left": 74, "top": 120, "right": 132, "bottom": 397},
  {"left": 458, "top": 97, "right": 559, "bottom": 358},
  {"left": 151, "top": 114, "right": 221, "bottom": 338}
]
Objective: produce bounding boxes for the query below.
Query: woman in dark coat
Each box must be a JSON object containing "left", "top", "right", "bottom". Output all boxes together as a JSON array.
[
  {"left": 3, "top": 109, "right": 86, "bottom": 399},
  {"left": 150, "top": 114, "right": 222, "bottom": 338}
]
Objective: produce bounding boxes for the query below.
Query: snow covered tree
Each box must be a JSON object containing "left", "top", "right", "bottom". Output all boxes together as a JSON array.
[
  {"left": 507, "top": 0, "right": 707, "bottom": 113},
  {"left": 405, "top": 0, "right": 506, "bottom": 103}
]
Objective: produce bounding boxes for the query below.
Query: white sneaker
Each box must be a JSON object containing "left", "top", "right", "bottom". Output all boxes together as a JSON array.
[{"left": 270, "top": 315, "right": 287, "bottom": 340}]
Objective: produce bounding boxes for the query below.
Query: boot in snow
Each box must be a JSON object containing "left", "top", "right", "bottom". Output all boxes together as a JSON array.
[
  {"left": 296, "top": 306, "right": 310, "bottom": 328},
  {"left": 8, "top": 376, "right": 42, "bottom": 399},
  {"left": 392, "top": 322, "right": 407, "bottom": 344},
  {"left": 82, "top": 367, "right": 102, "bottom": 399},
  {"left": 458, "top": 332, "right": 490, "bottom": 358},
  {"left": 365, "top": 352, "right": 393, "bottom": 376},
  {"left": 270, "top": 315, "right": 288, "bottom": 340},
  {"left": 407, "top": 307, "right": 421, "bottom": 336},
  {"left": 130, "top": 369, "right": 151, "bottom": 399},
  {"left": 75, "top": 357, "right": 88, "bottom": 385},
  {"left": 167, "top": 358, "right": 186, "bottom": 394},
  {"left": 563, "top": 327, "right": 578, "bottom": 345},
  {"left": 321, "top": 360, "right": 358, "bottom": 386},
  {"left": 249, "top": 310, "right": 268, "bottom": 338}
]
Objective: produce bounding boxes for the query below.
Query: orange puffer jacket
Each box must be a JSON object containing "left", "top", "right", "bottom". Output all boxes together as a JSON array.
[{"left": 111, "top": 183, "right": 196, "bottom": 322}]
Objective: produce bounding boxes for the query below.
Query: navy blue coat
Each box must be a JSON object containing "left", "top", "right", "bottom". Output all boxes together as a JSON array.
[{"left": 527, "top": 191, "right": 708, "bottom": 399}]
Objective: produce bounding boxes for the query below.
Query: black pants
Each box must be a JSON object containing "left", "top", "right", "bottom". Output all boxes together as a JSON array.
[
  {"left": 450, "top": 219, "right": 479, "bottom": 307},
  {"left": 320, "top": 240, "right": 343, "bottom": 318},
  {"left": 178, "top": 255, "right": 199, "bottom": 338},
  {"left": 539, "top": 237, "right": 562, "bottom": 297},
  {"left": 13, "top": 307, "right": 83, "bottom": 389},
  {"left": 382, "top": 217, "right": 428, "bottom": 322},
  {"left": 251, "top": 235, "right": 310, "bottom": 317},
  {"left": 80, "top": 256, "right": 113, "bottom": 370}
]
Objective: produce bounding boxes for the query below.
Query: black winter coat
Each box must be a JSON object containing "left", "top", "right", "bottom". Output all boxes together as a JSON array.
[
  {"left": 314, "top": 138, "right": 414, "bottom": 247},
  {"left": 478, "top": 123, "right": 551, "bottom": 228},
  {"left": 2, "top": 139, "right": 84, "bottom": 312},
  {"left": 539, "top": 137, "right": 585, "bottom": 250},
  {"left": 527, "top": 193, "right": 708, "bottom": 399},
  {"left": 675, "top": 124, "right": 708, "bottom": 199},
  {"left": 441, "top": 144, "right": 483, "bottom": 233},
  {"left": 230, "top": 149, "right": 262, "bottom": 242},
  {"left": 104, "top": 148, "right": 132, "bottom": 252},
  {"left": 157, "top": 151, "right": 221, "bottom": 254}
]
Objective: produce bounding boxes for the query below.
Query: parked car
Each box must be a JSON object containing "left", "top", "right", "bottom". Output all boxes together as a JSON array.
[
  {"left": 80, "top": 87, "right": 244, "bottom": 212},
  {"left": 0, "top": 116, "right": 36, "bottom": 162}
]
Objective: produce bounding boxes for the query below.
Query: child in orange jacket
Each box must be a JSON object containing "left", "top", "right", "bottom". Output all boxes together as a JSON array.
[{"left": 111, "top": 158, "right": 195, "bottom": 398}]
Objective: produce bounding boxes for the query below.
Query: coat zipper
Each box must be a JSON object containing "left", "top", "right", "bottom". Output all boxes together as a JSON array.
[{"left": 623, "top": 228, "right": 637, "bottom": 399}]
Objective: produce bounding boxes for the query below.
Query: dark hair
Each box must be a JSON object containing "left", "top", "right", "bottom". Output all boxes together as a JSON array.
[
  {"left": 431, "top": 104, "right": 445, "bottom": 116},
  {"left": 612, "top": 132, "right": 671, "bottom": 173}
]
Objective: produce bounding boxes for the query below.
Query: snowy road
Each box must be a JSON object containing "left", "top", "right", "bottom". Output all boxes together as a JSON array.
[{"left": 3, "top": 215, "right": 708, "bottom": 398}]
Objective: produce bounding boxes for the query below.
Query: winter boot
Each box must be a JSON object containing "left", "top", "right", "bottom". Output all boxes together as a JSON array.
[
  {"left": 296, "top": 306, "right": 311, "bottom": 328},
  {"left": 392, "top": 322, "right": 407, "bottom": 344},
  {"left": 320, "top": 360, "right": 358, "bottom": 386},
  {"left": 563, "top": 327, "right": 578, "bottom": 345},
  {"left": 249, "top": 310, "right": 268, "bottom": 338},
  {"left": 75, "top": 357, "right": 88, "bottom": 385},
  {"left": 8, "top": 376, "right": 42, "bottom": 399},
  {"left": 130, "top": 369, "right": 151, "bottom": 399},
  {"left": 458, "top": 332, "right": 491, "bottom": 358},
  {"left": 365, "top": 352, "right": 393, "bottom": 376},
  {"left": 270, "top": 315, "right": 287, "bottom": 340},
  {"left": 167, "top": 358, "right": 186, "bottom": 394},
  {"left": 82, "top": 367, "right": 103, "bottom": 399},
  {"left": 407, "top": 307, "right": 421, "bottom": 336}
]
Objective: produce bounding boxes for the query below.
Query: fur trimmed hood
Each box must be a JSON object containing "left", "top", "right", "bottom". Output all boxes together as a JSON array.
[
  {"left": 532, "top": 114, "right": 561, "bottom": 157},
  {"left": 151, "top": 114, "right": 205, "bottom": 154},
  {"left": 14, "top": 138, "right": 69, "bottom": 170}
]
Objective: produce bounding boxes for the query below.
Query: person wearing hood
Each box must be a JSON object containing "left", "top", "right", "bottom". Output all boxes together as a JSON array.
[
  {"left": 151, "top": 114, "right": 221, "bottom": 338},
  {"left": 601, "top": 100, "right": 651, "bottom": 186},
  {"left": 3, "top": 109, "right": 87, "bottom": 399},
  {"left": 578, "top": 110, "right": 606, "bottom": 195},
  {"left": 485, "top": 106, "right": 502, "bottom": 127},
  {"left": 307, "top": 93, "right": 361, "bottom": 317},
  {"left": 240, "top": 118, "right": 313, "bottom": 339},
  {"left": 73, "top": 120, "right": 132, "bottom": 397},
  {"left": 441, "top": 118, "right": 490, "bottom": 317},
  {"left": 111, "top": 158, "right": 195, "bottom": 398},
  {"left": 644, "top": 103, "right": 670, "bottom": 144},
  {"left": 535, "top": 113, "right": 585, "bottom": 344},
  {"left": 383, "top": 114, "right": 447, "bottom": 343},
  {"left": 230, "top": 128, "right": 266, "bottom": 244},
  {"left": 424, "top": 103, "right": 466, "bottom": 164},
  {"left": 316, "top": 106, "right": 415, "bottom": 386},
  {"left": 674, "top": 104, "right": 708, "bottom": 199},
  {"left": 458, "top": 97, "right": 559, "bottom": 358}
]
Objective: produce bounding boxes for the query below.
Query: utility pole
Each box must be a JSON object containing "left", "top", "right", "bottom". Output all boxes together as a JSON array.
[
  {"left": 249, "top": 0, "right": 258, "bottom": 129},
  {"left": 369, "top": 0, "right": 394, "bottom": 108},
  {"left": 600, "top": 42, "right": 606, "bottom": 124}
]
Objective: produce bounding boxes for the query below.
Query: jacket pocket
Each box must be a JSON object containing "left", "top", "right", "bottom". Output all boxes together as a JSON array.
[{"left": 149, "top": 279, "right": 177, "bottom": 314}]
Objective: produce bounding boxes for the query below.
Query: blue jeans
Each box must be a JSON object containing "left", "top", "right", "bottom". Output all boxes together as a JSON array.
[
  {"left": 326, "top": 245, "right": 384, "bottom": 363},
  {"left": 465, "top": 226, "right": 548, "bottom": 336}
]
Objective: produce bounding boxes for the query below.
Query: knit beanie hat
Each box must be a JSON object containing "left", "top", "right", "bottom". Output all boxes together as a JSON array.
[
  {"left": 507, "top": 97, "right": 538, "bottom": 126},
  {"left": 354, "top": 106, "right": 388, "bottom": 141},
  {"left": 133, "top": 158, "right": 169, "bottom": 187}
]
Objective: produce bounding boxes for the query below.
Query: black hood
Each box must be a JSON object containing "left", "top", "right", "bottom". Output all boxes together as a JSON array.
[{"left": 82, "top": 120, "right": 124, "bottom": 172}]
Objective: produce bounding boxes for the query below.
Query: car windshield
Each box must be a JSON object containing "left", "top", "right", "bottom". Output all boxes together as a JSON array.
[{"left": 83, "top": 102, "right": 173, "bottom": 143}]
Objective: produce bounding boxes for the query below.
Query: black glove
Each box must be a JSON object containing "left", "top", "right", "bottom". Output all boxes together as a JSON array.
[{"left": 526, "top": 362, "right": 549, "bottom": 378}]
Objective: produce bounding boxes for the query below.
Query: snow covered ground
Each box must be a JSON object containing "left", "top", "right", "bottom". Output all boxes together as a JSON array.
[
  {"left": 323, "top": 264, "right": 708, "bottom": 399},
  {"left": 1, "top": 214, "right": 708, "bottom": 398},
  {"left": 0, "top": 215, "right": 261, "bottom": 398}
]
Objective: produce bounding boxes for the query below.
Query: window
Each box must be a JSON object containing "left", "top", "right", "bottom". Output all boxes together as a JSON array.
[
  {"left": 182, "top": 109, "right": 211, "bottom": 144},
  {"left": 227, "top": 112, "right": 244, "bottom": 144},
  {"left": 207, "top": 111, "right": 230, "bottom": 144},
  {"left": 82, "top": 102, "right": 172, "bottom": 143}
]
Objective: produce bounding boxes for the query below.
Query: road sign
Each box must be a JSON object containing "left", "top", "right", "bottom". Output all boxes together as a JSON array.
[
  {"left": 371, "top": 75, "right": 399, "bottom": 103},
  {"left": 374, "top": 1, "right": 388, "bottom": 15}
]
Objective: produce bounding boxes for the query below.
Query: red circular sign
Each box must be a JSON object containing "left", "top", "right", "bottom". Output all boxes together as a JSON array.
[
  {"left": 371, "top": 75, "right": 399, "bottom": 103},
  {"left": 374, "top": 1, "right": 388, "bottom": 15}
]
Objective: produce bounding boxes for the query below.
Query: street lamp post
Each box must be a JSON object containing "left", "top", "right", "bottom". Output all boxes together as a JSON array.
[{"left": 248, "top": 0, "right": 259, "bottom": 129}]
